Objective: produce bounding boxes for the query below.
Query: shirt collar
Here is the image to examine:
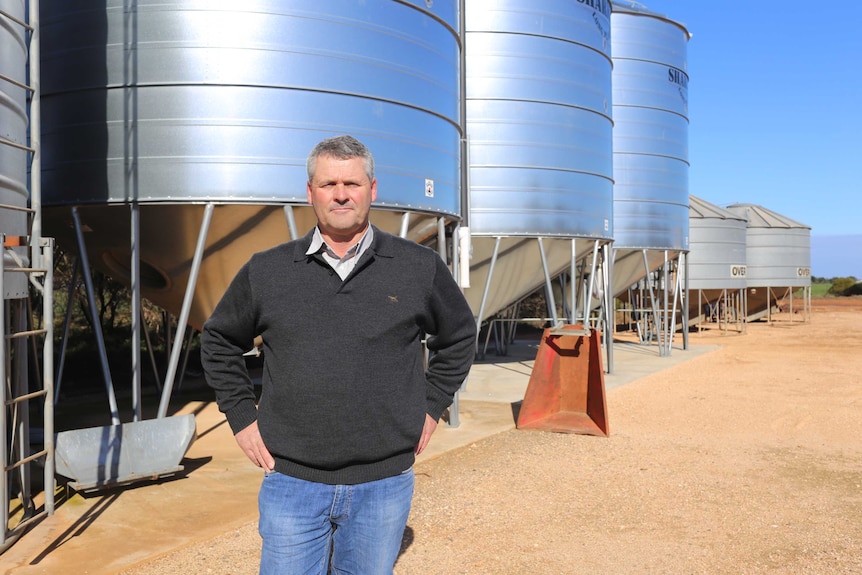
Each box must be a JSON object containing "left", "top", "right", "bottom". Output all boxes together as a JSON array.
[{"left": 306, "top": 225, "right": 374, "bottom": 259}]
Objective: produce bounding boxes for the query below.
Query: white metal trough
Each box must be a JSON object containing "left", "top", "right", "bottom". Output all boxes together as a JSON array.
[{"left": 54, "top": 414, "right": 196, "bottom": 492}]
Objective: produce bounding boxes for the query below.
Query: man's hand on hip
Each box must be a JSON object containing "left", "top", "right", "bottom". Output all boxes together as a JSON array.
[
  {"left": 415, "top": 413, "right": 438, "bottom": 456},
  {"left": 235, "top": 420, "right": 275, "bottom": 471}
]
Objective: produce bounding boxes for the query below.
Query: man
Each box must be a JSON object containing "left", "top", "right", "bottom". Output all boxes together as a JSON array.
[{"left": 201, "top": 135, "right": 476, "bottom": 574}]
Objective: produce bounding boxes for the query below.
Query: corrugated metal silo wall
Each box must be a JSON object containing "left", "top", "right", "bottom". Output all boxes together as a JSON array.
[
  {"left": 464, "top": 0, "right": 614, "bottom": 320},
  {"left": 38, "top": 1, "right": 461, "bottom": 328},
  {"left": 0, "top": 0, "right": 30, "bottom": 299},
  {"left": 687, "top": 197, "right": 747, "bottom": 290},
  {"left": 610, "top": 4, "right": 690, "bottom": 296},
  {"left": 726, "top": 205, "right": 811, "bottom": 288}
]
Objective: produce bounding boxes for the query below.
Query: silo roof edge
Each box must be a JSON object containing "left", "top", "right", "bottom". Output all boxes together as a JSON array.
[
  {"left": 610, "top": 1, "right": 692, "bottom": 39},
  {"left": 689, "top": 195, "right": 747, "bottom": 221},
  {"left": 725, "top": 203, "right": 812, "bottom": 229}
]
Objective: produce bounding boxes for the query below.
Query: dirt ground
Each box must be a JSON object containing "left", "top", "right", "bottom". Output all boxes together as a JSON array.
[{"left": 121, "top": 298, "right": 862, "bottom": 575}]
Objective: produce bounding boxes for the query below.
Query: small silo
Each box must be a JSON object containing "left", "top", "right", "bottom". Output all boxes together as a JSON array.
[
  {"left": 465, "top": 0, "right": 614, "bottom": 324},
  {"left": 39, "top": 1, "right": 463, "bottom": 330},
  {"left": 610, "top": 1, "right": 691, "bottom": 296},
  {"left": 725, "top": 203, "right": 812, "bottom": 321},
  {"left": 686, "top": 195, "right": 747, "bottom": 329},
  {"left": 0, "top": 0, "right": 30, "bottom": 298}
]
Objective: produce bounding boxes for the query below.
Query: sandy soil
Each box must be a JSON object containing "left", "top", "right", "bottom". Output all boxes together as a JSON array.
[{"left": 121, "top": 298, "right": 862, "bottom": 575}]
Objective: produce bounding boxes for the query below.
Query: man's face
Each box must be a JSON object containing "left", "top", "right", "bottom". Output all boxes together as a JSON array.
[{"left": 307, "top": 155, "right": 377, "bottom": 243}]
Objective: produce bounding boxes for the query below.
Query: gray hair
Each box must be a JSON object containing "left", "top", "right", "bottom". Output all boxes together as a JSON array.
[{"left": 306, "top": 135, "right": 375, "bottom": 183}]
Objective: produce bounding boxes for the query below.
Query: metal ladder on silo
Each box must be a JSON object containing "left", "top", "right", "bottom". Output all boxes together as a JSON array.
[{"left": 0, "top": 1, "right": 56, "bottom": 554}]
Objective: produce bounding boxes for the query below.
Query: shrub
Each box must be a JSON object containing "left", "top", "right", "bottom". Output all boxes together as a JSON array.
[{"left": 828, "top": 277, "right": 857, "bottom": 295}]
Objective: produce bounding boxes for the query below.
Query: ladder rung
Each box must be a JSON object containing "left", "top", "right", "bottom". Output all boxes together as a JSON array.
[
  {"left": 0, "top": 9, "right": 33, "bottom": 30},
  {"left": 3, "top": 448, "right": 47, "bottom": 472},
  {"left": 0, "top": 204, "right": 36, "bottom": 214},
  {"left": 5, "top": 389, "right": 48, "bottom": 405},
  {"left": 6, "top": 328, "right": 48, "bottom": 340},
  {"left": 0, "top": 72, "right": 34, "bottom": 93},
  {"left": 2, "top": 267, "right": 48, "bottom": 274},
  {"left": 0, "top": 136, "right": 35, "bottom": 153}
]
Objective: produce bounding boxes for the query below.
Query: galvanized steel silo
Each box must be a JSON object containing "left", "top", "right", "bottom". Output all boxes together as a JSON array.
[
  {"left": 0, "top": 0, "right": 29, "bottom": 299},
  {"left": 725, "top": 203, "right": 811, "bottom": 320},
  {"left": 39, "top": 1, "right": 462, "bottom": 329},
  {"left": 610, "top": 2, "right": 691, "bottom": 296},
  {"left": 465, "top": 0, "right": 614, "bottom": 322},
  {"left": 687, "top": 195, "right": 747, "bottom": 327}
]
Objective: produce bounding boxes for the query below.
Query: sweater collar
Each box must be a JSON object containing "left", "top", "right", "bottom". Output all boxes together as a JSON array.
[{"left": 294, "top": 224, "right": 395, "bottom": 262}]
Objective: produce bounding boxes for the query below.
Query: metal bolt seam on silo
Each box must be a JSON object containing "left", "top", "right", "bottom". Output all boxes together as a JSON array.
[
  {"left": 0, "top": 0, "right": 30, "bottom": 300},
  {"left": 686, "top": 195, "right": 748, "bottom": 330},
  {"left": 464, "top": 0, "right": 615, "bottom": 326},
  {"left": 610, "top": 1, "right": 691, "bottom": 297},
  {"left": 724, "top": 203, "right": 812, "bottom": 322},
  {"left": 39, "top": 0, "right": 463, "bottom": 331}
]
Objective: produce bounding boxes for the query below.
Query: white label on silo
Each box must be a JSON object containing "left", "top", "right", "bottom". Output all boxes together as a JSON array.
[
  {"left": 425, "top": 179, "right": 434, "bottom": 198},
  {"left": 797, "top": 267, "right": 811, "bottom": 277},
  {"left": 730, "top": 265, "right": 747, "bottom": 277}
]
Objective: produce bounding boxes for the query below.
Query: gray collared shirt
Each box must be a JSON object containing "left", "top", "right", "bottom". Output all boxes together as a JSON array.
[{"left": 306, "top": 226, "right": 374, "bottom": 280}]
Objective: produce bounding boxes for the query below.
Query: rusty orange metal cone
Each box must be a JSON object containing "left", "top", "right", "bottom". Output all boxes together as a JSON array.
[{"left": 516, "top": 325, "right": 609, "bottom": 437}]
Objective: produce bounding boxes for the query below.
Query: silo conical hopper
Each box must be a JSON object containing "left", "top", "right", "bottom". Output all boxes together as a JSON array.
[{"left": 39, "top": 1, "right": 464, "bottom": 489}]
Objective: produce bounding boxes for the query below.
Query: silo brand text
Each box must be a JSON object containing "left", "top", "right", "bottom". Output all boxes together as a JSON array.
[
  {"left": 797, "top": 267, "right": 811, "bottom": 277},
  {"left": 578, "top": 0, "right": 611, "bottom": 18},
  {"left": 730, "top": 265, "right": 747, "bottom": 277},
  {"left": 669, "top": 66, "right": 689, "bottom": 109},
  {"left": 667, "top": 67, "right": 688, "bottom": 88}
]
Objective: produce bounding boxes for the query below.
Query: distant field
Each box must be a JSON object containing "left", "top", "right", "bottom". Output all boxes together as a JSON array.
[{"left": 811, "top": 283, "right": 832, "bottom": 297}]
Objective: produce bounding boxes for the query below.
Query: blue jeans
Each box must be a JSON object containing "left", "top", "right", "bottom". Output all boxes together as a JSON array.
[{"left": 258, "top": 469, "right": 414, "bottom": 575}]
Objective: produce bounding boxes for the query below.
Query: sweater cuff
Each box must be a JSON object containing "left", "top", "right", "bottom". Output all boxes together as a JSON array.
[
  {"left": 225, "top": 399, "right": 259, "bottom": 435},
  {"left": 426, "top": 393, "right": 453, "bottom": 422}
]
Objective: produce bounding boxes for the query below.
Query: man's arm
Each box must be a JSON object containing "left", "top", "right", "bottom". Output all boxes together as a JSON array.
[
  {"left": 201, "top": 262, "right": 267, "bottom": 464},
  {"left": 422, "top": 255, "right": 478, "bottom": 422}
]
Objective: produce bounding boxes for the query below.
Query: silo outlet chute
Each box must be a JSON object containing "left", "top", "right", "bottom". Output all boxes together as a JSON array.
[
  {"left": 39, "top": 0, "right": 463, "bottom": 490},
  {"left": 610, "top": 1, "right": 691, "bottom": 356}
]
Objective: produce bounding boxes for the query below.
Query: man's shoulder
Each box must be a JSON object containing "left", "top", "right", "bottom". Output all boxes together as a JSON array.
[
  {"left": 248, "top": 236, "right": 309, "bottom": 268},
  {"left": 372, "top": 227, "right": 437, "bottom": 260}
]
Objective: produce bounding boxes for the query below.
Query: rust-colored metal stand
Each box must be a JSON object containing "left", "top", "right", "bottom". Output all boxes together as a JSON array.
[{"left": 516, "top": 325, "right": 609, "bottom": 437}]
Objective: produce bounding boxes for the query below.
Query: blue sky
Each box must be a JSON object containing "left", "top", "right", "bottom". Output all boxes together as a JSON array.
[{"left": 637, "top": 1, "right": 862, "bottom": 278}]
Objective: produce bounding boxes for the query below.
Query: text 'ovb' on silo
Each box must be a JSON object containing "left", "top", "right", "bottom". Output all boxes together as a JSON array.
[
  {"left": 0, "top": 0, "right": 30, "bottom": 299},
  {"left": 39, "top": 1, "right": 462, "bottom": 329},
  {"left": 725, "top": 203, "right": 811, "bottom": 322},
  {"left": 465, "top": 0, "right": 614, "bottom": 322},
  {"left": 611, "top": 1, "right": 691, "bottom": 297},
  {"left": 686, "top": 195, "right": 748, "bottom": 329}
]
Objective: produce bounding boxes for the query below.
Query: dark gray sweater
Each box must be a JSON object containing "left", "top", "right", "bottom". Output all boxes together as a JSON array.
[{"left": 201, "top": 226, "right": 477, "bottom": 485}]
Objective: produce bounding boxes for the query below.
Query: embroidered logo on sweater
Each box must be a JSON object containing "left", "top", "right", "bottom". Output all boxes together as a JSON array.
[{"left": 388, "top": 295, "right": 398, "bottom": 303}]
